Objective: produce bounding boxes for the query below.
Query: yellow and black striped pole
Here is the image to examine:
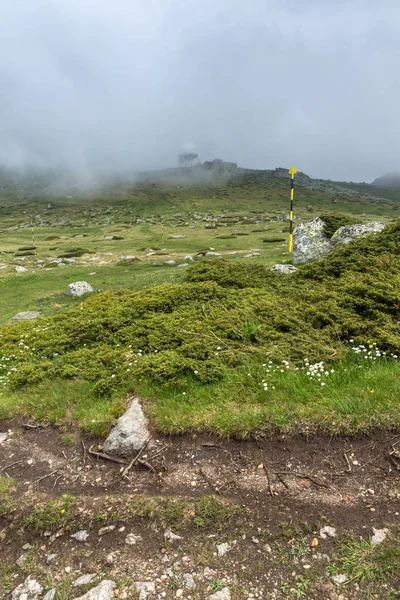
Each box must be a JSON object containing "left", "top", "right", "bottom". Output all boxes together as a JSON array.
[{"left": 288, "top": 165, "right": 297, "bottom": 252}]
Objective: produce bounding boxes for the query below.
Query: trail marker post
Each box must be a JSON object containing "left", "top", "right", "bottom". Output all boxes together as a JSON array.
[{"left": 288, "top": 166, "right": 297, "bottom": 253}]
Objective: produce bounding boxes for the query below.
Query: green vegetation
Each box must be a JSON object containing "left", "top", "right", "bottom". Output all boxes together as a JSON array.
[
  {"left": 25, "top": 494, "right": 76, "bottom": 531},
  {"left": 320, "top": 212, "right": 358, "bottom": 238},
  {"left": 1, "top": 221, "right": 400, "bottom": 435},
  {"left": 0, "top": 475, "right": 16, "bottom": 516}
]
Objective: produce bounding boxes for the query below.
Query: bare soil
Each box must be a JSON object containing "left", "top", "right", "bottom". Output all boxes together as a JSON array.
[{"left": 1, "top": 421, "right": 400, "bottom": 599}]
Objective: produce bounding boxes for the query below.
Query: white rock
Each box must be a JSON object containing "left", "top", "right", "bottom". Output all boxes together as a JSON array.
[
  {"left": 164, "top": 529, "right": 182, "bottom": 542},
  {"left": 15, "top": 266, "right": 28, "bottom": 273},
  {"left": 43, "top": 589, "right": 56, "bottom": 600},
  {"left": 164, "top": 260, "right": 176, "bottom": 266},
  {"left": 184, "top": 255, "right": 195, "bottom": 262},
  {"left": 207, "top": 587, "right": 231, "bottom": 600},
  {"left": 72, "top": 580, "right": 115, "bottom": 600},
  {"left": 371, "top": 527, "right": 388, "bottom": 545},
  {"left": 0, "top": 432, "right": 8, "bottom": 444},
  {"left": 203, "top": 567, "right": 217, "bottom": 579},
  {"left": 293, "top": 218, "right": 331, "bottom": 264},
  {"left": 125, "top": 533, "right": 143, "bottom": 545},
  {"left": 182, "top": 574, "right": 196, "bottom": 590},
  {"left": 177, "top": 263, "right": 189, "bottom": 268},
  {"left": 272, "top": 264, "right": 298, "bottom": 274},
  {"left": 98, "top": 525, "right": 115, "bottom": 536},
  {"left": 332, "top": 574, "right": 348, "bottom": 585},
  {"left": 65, "top": 281, "right": 94, "bottom": 297},
  {"left": 205, "top": 252, "right": 222, "bottom": 257},
  {"left": 12, "top": 576, "right": 42, "bottom": 600},
  {"left": 73, "top": 575, "right": 96, "bottom": 587},
  {"left": 217, "top": 542, "right": 231, "bottom": 556},
  {"left": 71, "top": 530, "right": 89, "bottom": 542},
  {"left": 320, "top": 526, "right": 337, "bottom": 539},
  {"left": 103, "top": 397, "right": 152, "bottom": 456},
  {"left": 133, "top": 582, "right": 156, "bottom": 600},
  {"left": 331, "top": 222, "right": 386, "bottom": 246}
]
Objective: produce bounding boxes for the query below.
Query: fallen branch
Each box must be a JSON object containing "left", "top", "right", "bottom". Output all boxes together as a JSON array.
[
  {"left": 0, "top": 459, "right": 24, "bottom": 473},
  {"left": 263, "top": 465, "right": 274, "bottom": 496},
  {"left": 29, "top": 469, "right": 59, "bottom": 487},
  {"left": 274, "top": 471, "right": 330, "bottom": 489},
  {"left": 88, "top": 445, "right": 127, "bottom": 465},
  {"left": 343, "top": 452, "right": 352, "bottom": 473},
  {"left": 122, "top": 437, "right": 151, "bottom": 478}
]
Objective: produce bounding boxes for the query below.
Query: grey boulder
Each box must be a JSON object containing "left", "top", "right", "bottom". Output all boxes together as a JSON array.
[
  {"left": 293, "top": 218, "right": 331, "bottom": 264},
  {"left": 103, "top": 397, "right": 151, "bottom": 456},
  {"left": 331, "top": 222, "right": 386, "bottom": 246},
  {"left": 65, "top": 281, "right": 94, "bottom": 297},
  {"left": 12, "top": 311, "right": 41, "bottom": 320}
]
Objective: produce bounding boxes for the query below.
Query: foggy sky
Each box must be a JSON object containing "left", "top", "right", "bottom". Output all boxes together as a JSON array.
[{"left": 1, "top": 0, "right": 399, "bottom": 182}]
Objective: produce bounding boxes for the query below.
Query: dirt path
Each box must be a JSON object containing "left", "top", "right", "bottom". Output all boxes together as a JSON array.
[{"left": 1, "top": 422, "right": 400, "bottom": 599}]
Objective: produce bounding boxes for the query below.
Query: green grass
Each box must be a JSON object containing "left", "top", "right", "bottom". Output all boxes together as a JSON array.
[{"left": 0, "top": 475, "right": 16, "bottom": 516}]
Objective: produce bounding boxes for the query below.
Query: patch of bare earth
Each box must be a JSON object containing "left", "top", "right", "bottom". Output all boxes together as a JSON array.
[{"left": 1, "top": 421, "right": 400, "bottom": 599}]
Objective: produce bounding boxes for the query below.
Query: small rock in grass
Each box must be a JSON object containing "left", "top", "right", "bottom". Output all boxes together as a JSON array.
[
  {"left": 46, "top": 554, "right": 58, "bottom": 565},
  {"left": 98, "top": 525, "right": 115, "bottom": 536},
  {"left": 164, "top": 260, "right": 176, "bottom": 266},
  {"left": 72, "top": 580, "right": 115, "bottom": 600},
  {"left": 125, "top": 533, "right": 142, "bottom": 545},
  {"left": 217, "top": 542, "right": 231, "bottom": 557},
  {"left": 73, "top": 574, "right": 97, "bottom": 587},
  {"left": 65, "top": 281, "right": 94, "bottom": 297},
  {"left": 15, "top": 555, "right": 26, "bottom": 569},
  {"left": 22, "top": 543, "right": 31, "bottom": 550},
  {"left": 164, "top": 529, "right": 182, "bottom": 542},
  {"left": 272, "top": 264, "right": 298, "bottom": 274},
  {"left": 12, "top": 311, "right": 41, "bottom": 320},
  {"left": 0, "top": 432, "right": 8, "bottom": 444},
  {"left": 12, "top": 576, "right": 42, "bottom": 600},
  {"left": 15, "top": 266, "right": 28, "bottom": 273},
  {"left": 177, "top": 263, "right": 189, "bottom": 268},
  {"left": 71, "top": 530, "right": 89, "bottom": 542},
  {"left": 133, "top": 582, "right": 156, "bottom": 600},
  {"left": 205, "top": 252, "right": 222, "bottom": 257},
  {"left": 332, "top": 574, "right": 347, "bottom": 585},
  {"left": 207, "top": 587, "right": 231, "bottom": 600},
  {"left": 43, "top": 589, "right": 56, "bottom": 600},
  {"left": 371, "top": 527, "right": 388, "bottom": 545},
  {"left": 203, "top": 567, "right": 217, "bottom": 579},
  {"left": 184, "top": 255, "right": 194, "bottom": 262},
  {"left": 320, "top": 526, "right": 337, "bottom": 539},
  {"left": 103, "top": 397, "right": 152, "bottom": 455}
]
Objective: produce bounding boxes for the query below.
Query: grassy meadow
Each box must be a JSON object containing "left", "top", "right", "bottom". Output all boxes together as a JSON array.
[{"left": 1, "top": 169, "right": 400, "bottom": 437}]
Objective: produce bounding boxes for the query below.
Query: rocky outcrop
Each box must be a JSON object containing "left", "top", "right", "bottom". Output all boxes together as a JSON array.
[{"left": 293, "top": 218, "right": 386, "bottom": 264}]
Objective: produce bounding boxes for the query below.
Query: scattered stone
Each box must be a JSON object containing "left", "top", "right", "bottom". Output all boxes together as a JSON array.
[
  {"left": 15, "top": 555, "right": 26, "bottom": 568},
  {"left": 12, "top": 311, "right": 41, "bottom": 320},
  {"left": 164, "top": 529, "right": 182, "bottom": 542},
  {"left": 133, "top": 582, "right": 156, "bottom": 600},
  {"left": 0, "top": 432, "right": 8, "bottom": 444},
  {"left": 205, "top": 252, "right": 222, "bottom": 257},
  {"left": 332, "top": 574, "right": 348, "bottom": 585},
  {"left": 164, "top": 260, "right": 176, "bottom": 266},
  {"left": 244, "top": 253, "right": 260, "bottom": 257},
  {"left": 203, "top": 567, "right": 217, "bottom": 580},
  {"left": 65, "top": 281, "right": 94, "bottom": 297},
  {"left": 175, "top": 590, "right": 183, "bottom": 598},
  {"left": 46, "top": 554, "right": 58, "bottom": 565},
  {"left": 103, "top": 397, "right": 152, "bottom": 456},
  {"left": 272, "top": 264, "right": 298, "bottom": 274},
  {"left": 263, "top": 543, "right": 272, "bottom": 553},
  {"left": 12, "top": 576, "right": 42, "bottom": 600},
  {"left": 311, "top": 537, "right": 319, "bottom": 547},
  {"left": 371, "top": 527, "right": 388, "bottom": 545},
  {"left": 98, "top": 525, "right": 115, "bottom": 536},
  {"left": 22, "top": 543, "right": 31, "bottom": 550},
  {"left": 182, "top": 574, "right": 196, "bottom": 590},
  {"left": 71, "top": 530, "right": 89, "bottom": 542},
  {"left": 177, "top": 263, "right": 189, "bottom": 268},
  {"left": 207, "top": 587, "right": 231, "bottom": 600},
  {"left": 169, "top": 234, "right": 187, "bottom": 239},
  {"left": 72, "top": 580, "right": 115, "bottom": 600},
  {"left": 73, "top": 574, "right": 97, "bottom": 587},
  {"left": 320, "top": 526, "right": 337, "bottom": 539},
  {"left": 184, "top": 255, "right": 194, "bottom": 262},
  {"left": 15, "top": 265, "right": 28, "bottom": 273},
  {"left": 125, "top": 533, "right": 143, "bottom": 545},
  {"left": 43, "top": 589, "right": 56, "bottom": 600},
  {"left": 217, "top": 542, "right": 231, "bottom": 556}
]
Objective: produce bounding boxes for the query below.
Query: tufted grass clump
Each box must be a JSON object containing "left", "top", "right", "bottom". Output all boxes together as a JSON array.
[
  {"left": 320, "top": 212, "right": 359, "bottom": 238},
  {"left": 1, "top": 221, "right": 400, "bottom": 435}
]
